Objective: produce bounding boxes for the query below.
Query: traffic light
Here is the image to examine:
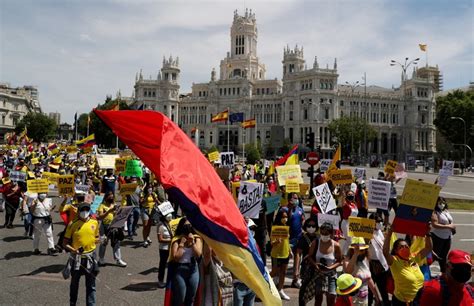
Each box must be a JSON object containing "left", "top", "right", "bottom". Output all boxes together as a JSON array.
[
  {"left": 305, "top": 132, "right": 315, "bottom": 150},
  {"left": 307, "top": 166, "right": 314, "bottom": 178}
]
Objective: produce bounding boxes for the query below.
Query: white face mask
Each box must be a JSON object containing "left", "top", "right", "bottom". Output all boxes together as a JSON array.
[
  {"left": 165, "top": 214, "right": 173, "bottom": 221},
  {"left": 79, "top": 211, "right": 90, "bottom": 220},
  {"left": 320, "top": 235, "right": 331, "bottom": 242},
  {"left": 376, "top": 222, "right": 383, "bottom": 230},
  {"left": 306, "top": 227, "right": 316, "bottom": 234},
  {"left": 437, "top": 203, "right": 445, "bottom": 210},
  {"left": 38, "top": 194, "right": 47, "bottom": 201}
]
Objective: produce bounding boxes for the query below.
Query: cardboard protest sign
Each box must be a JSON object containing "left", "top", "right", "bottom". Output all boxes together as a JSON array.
[
  {"left": 328, "top": 169, "right": 353, "bottom": 185},
  {"left": 264, "top": 195, "right": 281, "bottom": 215},
  {"left": 313, "top": 183, "right": 337, "bottom": 214},
  {"left": 392, "top": 179, "right": 441, "bottom": 236},
  {"left": 119, "top": 183, "right": 138, "bottom": 195},
  {"left": 75, "top": 184, "right": 90, "bottom": 194},
  {"left": 368, "top": 179, "right": 391, "bottom": 210},
  {"left": 317, "top": 214, "right": 340, "bottom": 230},
  {"left": 285, "top": 179, "right": 300, "bottom": 193},
  {"left": 90, "top": 195, "right": 103, "bottom": 214},
  {"left": 10, "top": 171, "right": 27, "bottom": 182},
  {"left": 219, "top": 152, "right": 235, "bottom": 168},
  {"left": 124, "top": 160, "right": 143, "bottom": 177},
  {"left": 110, "top": 206, "right": 134, "bottom": 228},
  {"left": 394, "top": 163, "right": 408, "bottom": 180},
  {"left": 27, "top": 179, "right": 49, "bottom": 193},
  {"left": 169, "top": 217, "right": 182, "bottom": 235},
  {"left": 96, "top": 154, "right": 119, "bottom": 169},
  {"left": 237, "top": 181, "right": 264, "bottom": 218},
  {"left": 353, "top": 168, "right": 366, "bottom": 182},
  {"left": 231, "top": 180, "right": 256, "bottom": 201},
  {"left": 58, "top": 175, "right": 75, "bottom": 195},
  {"left": 348, "top": 216, "right": 375, "bottom": 239},
  {"left": 276, "top": 165, "right": 303, "bottom": 186},
  {"left": 441, "top": 160, "right": 454, "bottom": 176},
  {"left": 319, "top": 159, "right": 331, "bottom": 172},
  {"left": 208, "top": 151, "right": 220, "bottom": 163},
  {"left": 299, "top": 183, "right": 310, "bottom": 196},
  {"left": 384, "top": 160, "right": 398, "bottom": 177},
  {"left": 157, "top": 201, "right": 174, "bottom": 216},
  {"left": 115, "top": 158, "right": 127, "bottom": 172}
]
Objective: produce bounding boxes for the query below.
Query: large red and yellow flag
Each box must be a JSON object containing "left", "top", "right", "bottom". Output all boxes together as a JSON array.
[
  {"left": 211, "top": 110, "right": 229, "bottom": 122},
  {"left": 94, "top": 109, "right": 281, "bottom": 305}
]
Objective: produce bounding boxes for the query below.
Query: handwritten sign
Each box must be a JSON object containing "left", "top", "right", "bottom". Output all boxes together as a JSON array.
[
  {"left": 208, "top": 151, "right": 220, "bottom": 163},
  {"left": 348, "top": 216, "right": 375, "bottom": 239},
  {"left": 238, "top": 181, "right": 264, "bottom": 218},
  {"left": 58, "top": 175, "right": 75, "bottom": 195},
  {"left": 328, "top": 169, "right": 353, "bottom": 185},
  {"left": 219, "top": 152, "right": 235, "bottom": 168},
  {"left": 368, "top": 179, "right": 391, "bottom": 210},
  {"left": 441, "top": 160, "right": 454, "bottom": 176},
  {"left": 75, "top": 184, "right": 90, "bottom": 194},
  {"left": 399, "top": 179, "right": 441, "bottom": 210},
  {"left": 10, "top": 171, "right": 27, "bottom": 182},
  {"left": 97, "top": 154, "right": 119, "bottom": 169},
  {"left": 313, "top": 183, "right": 337, "bottom": 214},
  {"left": 317, "top": 214, "right": 340, "bottom": 230},
  {"left": 27, "top": 179, "right": 49, "bottom": 193},
  {"left": 119, "top": 183, "right": 138, "bottom": 195},
  {"left": 354, "top": 168, "right": 366, "bottom": 182},
  {"left": 437, "top": 169, "right": 450, "bottom": 187},
  {"left": 115, "top": 158, "right": 127, "bottom": 172},
  {"left": 319, "top": 159, "right": 331, "bottom": 172},
  {"left": 384, "top": 160, "right": 398, "bottom": 177},
  {"left": 285, "top": 179, "right": 300, "bottom": 193},
  {"left": 276, "top": 165, "right": 303, "bottom": 186},
  {"left": 157, "top": 201, "right": 174, "bottom": 216}
]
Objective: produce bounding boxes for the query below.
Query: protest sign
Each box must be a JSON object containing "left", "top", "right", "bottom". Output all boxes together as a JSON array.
[
  {"left": 276, "top": 165, "right": 303, "bottom": 186},
  {"left": 317, "top": 214, "right": 340, "bottom": 230},
  {"left": 75, "top": 184, "right": 90, "bottom": 194},
  {"left": 42, "top": 172, "right": 58, "bottom": 185},
  {"left": 353, "top": 168, "right": 366, "bottom": 182},
  {"left": 68, "top": 153, "right": 77, "bottom": 161},
  {"left": 285, "top": 179, "right": 300, "bottom": 193},
  {"left": 265, "top": 195, "right": 281, "bottom": 215},
  {"left": 27, "top": 179, "right": 49, "bottom": 193},
  {"left": 58, "top": 175, "right": 75, "bottom": 195},
  {"left": 169, "top": 217, "right": 182, "bottom": 235},
  {"left": 157, "top": 201, "right": 174, "bottom": 216},
  {"left": 271, "top": 226, "right": 289, "bottom": 239},
  {"left": 115, "top": 158, "right": 127, "bottom": 172},
  {"left": 270, "top": 225, "right": 290, "bottom": 258},
  {"left": 348, "top": 216, "right": 375, "bottom": 239},
  {"left": 441, "top": 160, "right": 454, "bottom": 176},
  {"left": 319, "top": 159, "right": 331, "bottom": 172},
  {"left": 50, "top": 148, "right": 59, "bottom": 155},
  {"left": 124, "top": 160, "right": 143, "bottom": 177},
  {"left": 208, "top": 151, "right": 220, "bottom": 163},
  {"left": 237, "top": 181, "right": 264, "bottom": 218},
  {"left": 328, "top": 169, "right": 353, "bottom": 185},
  {"left": 399, "top": 179, "right": 441, "bottom": 209},
  {"left": 31, "top": 158, "right": 39, "bottom": 165},
  {"left": 437, "top": 169, "right": 450, "bottom": 187},
  {"left": 219, "top": 152, "right": 235, "bottom": 168},
  {"left": 10, "top": 171, "right": 26, "bottom": 182},
  {"left": 384, "top": 160, "right": 398, "bottom": 177},
  {"left": 264, "top": 160, "right": 271, "bottom": 169},
  {"left": 231, "top": 180, "right": 256, "bottom": 201},
  {"left": 97, "top": 154, "right": 119, "bottom": 169},
  {"left": 90, "top": 195, "right": 103, "bottom": 214},
  {"left": 110, "top": 206, "right": 134, "bottom": 228},
  {"left": 313, "top": 183, "right": 337, "bottom": 214},
  {"left": 368, "top": 179, "right": 391, "bottom": 210},
  {"left": 394, "top": 163, "right": 408, "bottom": 180},
  {"left": 119, "top": 183, "right": 138, "bottom": 195},
  {"left": 299, "top": 183, "right": 310, "bottom": 196}
]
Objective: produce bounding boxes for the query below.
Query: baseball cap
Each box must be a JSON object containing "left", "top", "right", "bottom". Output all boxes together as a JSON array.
[
  {"left": 336, "top": 274, "right": 362, "bottom": 295},
  {"left": 350, "top": 237, "right": 369, "bottom": 250},
  {"left": 448, "top": 249, "right": 472, "bottom": 266}
]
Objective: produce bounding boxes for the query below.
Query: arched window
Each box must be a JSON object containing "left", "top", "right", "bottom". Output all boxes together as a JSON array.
[{"left": 233, "top": 69, "right": 241, "bottom": 78}]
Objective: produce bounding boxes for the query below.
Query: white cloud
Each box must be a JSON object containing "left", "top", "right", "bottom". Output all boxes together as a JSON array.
[{"left": 79, "top": 33, "right": 94, "bottom": 42}]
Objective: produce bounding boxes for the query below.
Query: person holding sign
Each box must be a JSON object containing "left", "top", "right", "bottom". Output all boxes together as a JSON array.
[
  {"left": 340, "top": 191, "right": 359, "bottom": 255},
  {"left": 382, "top": 226, "right": 432, "bottom": 305},
  {"left": 30, "top": 193, "right": 57, "bottom": 256},
  {"left": 97, "top": 192, "right": 127, "bottom": 267},
  {"left": 270, "top": 209, "right": 291, "bottom": 301}
]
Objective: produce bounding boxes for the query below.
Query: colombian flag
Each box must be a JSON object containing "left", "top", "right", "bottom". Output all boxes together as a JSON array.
[
  {"left": 76, "top": 134, "right": 95, "bottom": 148},
  {"left": 275, "top": 144, "right": 298, "bottom": 167},
  {"left": 241, "top": 118, "right": 256, "bottom": 129},
  {"left": 94, "top": 110, "right": 281, "bottom": 306},
  {"left": 211, "top": 110, "right": 229, "bottom": 122}
]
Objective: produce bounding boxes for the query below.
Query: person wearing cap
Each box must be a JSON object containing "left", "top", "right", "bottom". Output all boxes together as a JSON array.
[
  {"left": 335, "top": 273, "right": 362, "bottom": 306},
  {"left": 419, "top": 249, "right": 473, "bottom": 305},
  {"left": 63, "top": 201, "right": 100, "bottom": 306},
  {"left": 343, "top": 237, "right": 381, "bottom": 305},
  {"left": 30, "top": 193, "right": 57, "bottom": 256}
]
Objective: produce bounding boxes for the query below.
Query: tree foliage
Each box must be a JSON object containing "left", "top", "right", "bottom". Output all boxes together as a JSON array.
[
  {"left": 434, "top": 90, "right": 474, "bottom": 155},
  {"left": 245, "top": 143, "right": 261, "bottom": 164},
  {"left": 328, "top": 116, "right": 377, "bottom": 157},
  {"left": 15, "top": 112, "right": 57, "bottom": 142}
]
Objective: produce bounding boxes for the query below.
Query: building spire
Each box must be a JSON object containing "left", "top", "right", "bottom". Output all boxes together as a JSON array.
[
  {"left": 313, "top": 56, "right": 319, "bottom": 69},
  {"left": 334, "top": 57, "right": 337, "bottom": 69}
]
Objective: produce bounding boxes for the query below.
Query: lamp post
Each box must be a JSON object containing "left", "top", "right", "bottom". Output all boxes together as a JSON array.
[{"left": 450, "top": 116, "right": 467, "bottom": 173}]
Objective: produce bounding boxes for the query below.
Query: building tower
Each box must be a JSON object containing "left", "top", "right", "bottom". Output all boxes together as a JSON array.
[
  {"left": 282, "top": 45, "right": 305, "bottom": 78},
  {"left": 159, "top": 55, "right": 180, "bottom": 122}
]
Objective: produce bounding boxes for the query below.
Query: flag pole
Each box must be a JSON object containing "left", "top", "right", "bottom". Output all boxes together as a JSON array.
[
  {"left": 87, "top": 116, "right": 90, "bottom": 137},
  {"left": 227, "top": 107, "right": 230, "bottom": 152},
  {"left": 242, "top": 126, "right": 245, "bottom": 166},
  {"left": 74, "top": 112, "right": 78, "bottom": 141}
]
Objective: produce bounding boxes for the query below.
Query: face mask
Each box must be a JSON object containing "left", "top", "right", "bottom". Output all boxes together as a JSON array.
[
  {"left": 38, "top": 194, "right": 47, "bottom": 201},
  {"left": 321, "top": 235, "right": 331, "bottom": 242},
  {"left": 281, "top": 218, "right": 288, "bottom": 225},
  {"left": 293, "top": 199, "right": 299, "bottom": 206},
  {"left": 450, "top": 265, "right": 472, "bottom": 283},
  {"left": 147, "top": 188, "right": 153, "bottom": 194},
  {"left": 165, "top": 214, "right": 173, "bottom": 221},
  {"left": 437, "top": 203, "right": 445, "bottom": 210},
  {"left": 79, "top": 210, "right": 90, "bottom": 220},
  {"left": 376, "top": 222, "right": 383, "bottom": 230},
  {"left": 306, "top": 227, "right": 316, "bottom": 234},
  {"left": 397, "top": 247, "right": 410, "bottom": 260}
]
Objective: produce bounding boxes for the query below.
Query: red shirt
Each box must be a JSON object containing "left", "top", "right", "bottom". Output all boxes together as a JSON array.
[
  {"left": 335, "top": 296, "right": 352, "bottom": 306},
  {"left": 342, "top": 201, "right": 357, "bottom": 220},
  {"left": 419, "top": 276, "right": 473, "bottom": 306}
]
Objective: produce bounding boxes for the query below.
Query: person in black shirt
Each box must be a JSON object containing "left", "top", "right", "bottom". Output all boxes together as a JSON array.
[
  {"left": 292, "top": 217, "right": 318, "bottom": 288},
  {"left": 101, "top": 169, "right": 117, "bottom": 195}
]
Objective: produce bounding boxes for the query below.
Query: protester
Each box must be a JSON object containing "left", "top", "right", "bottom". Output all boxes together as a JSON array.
[
  {"left": 20, "top": 192, "right": 35, "bottom": 238},
  {"left": 368, "top": 213, "right": 390, "bottom": 306},
  {"left": 431, "top": 197, "right": 455, "bottom": 273},
  {"left": 157, "top": 213, "right": 172, "bottom": 288},
  {"left": 3, "top": 180, "right": 23, "bottom": 228},
  {"left": 292, "top": 217, "right": 318, "bottom": 289},
  {"left": 126, "top": 177, "right": 141, "bottom": 239},
  {"left": 30, "top": 193, "right": 57, "bottom": 255},
  {"left": 335, "top": 273, "right": 362, "bottom": 306},
  {"left": 382, "top": 226, "right": 432, "bottom": 305},
  {"left": 270, "top": 209, "right": 291, "bottom": 301},
  {"left": 101, "top": 168, "right": 117, "bottom": 195},
  {"left": 355, "top": 181, "right": 368, "bottom": 218},
  {"left": 340, "top": 190, "right": 358, "bottom": 254},
  {"left": 140, "top": 184, "right": 157, "bottom": 247}
]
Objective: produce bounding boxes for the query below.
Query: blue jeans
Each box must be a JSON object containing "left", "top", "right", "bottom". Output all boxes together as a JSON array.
[
  {"left": 23, "top": 213, "right": 33, "bottom": 236},
  {"left": 172, "top": 262, "right": 200, "bottom": 306},
  {"left": 69, "top": 258, "right": 96, "bottom": 306},
  {"left": 126, "top": 207, "right": 140, "bottom": 236},
  {"left": 233, "top": 282, "right": 256, "bottom": 306}
]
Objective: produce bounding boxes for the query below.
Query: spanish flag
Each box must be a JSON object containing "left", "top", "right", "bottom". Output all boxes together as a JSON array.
[
  {"left": 211, "top": 110, "right": 229, "bottom": 122},
  {"left": 419, "top": 44, "right": 427, "bottom": 52},
  {"left": 275, "top": 144, "right": 298, "bottom": 167},
  {"left": 94, "top": 110, "right": 281, "bottom": 306},
  {"left": 241, "top": 118, "right": 256, "bottom": 129},
  {"left": 76, "top": 134, "right": 95, "bottom": 148}
]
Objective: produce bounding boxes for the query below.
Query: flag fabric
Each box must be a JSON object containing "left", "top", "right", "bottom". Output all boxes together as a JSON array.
[
  {"left": 211, "top": 110, "right": 229, "bottom": 122},
  {"left": 94, "top": 110, "right": 281, "bottom": 306},
  {"left": 419, "top": 44, "right": 427, "bottom": 52},
  {"left": 47, "top": 143, "right": 58, "bottom": 151},
  {"left": 241, "top": 118, "right": 256, "bottom": 129},
  {"left": 229, "top": 112, "right": 244, "bottom": 123},
  {"left": 275, "top": 145, "right": 298, "bottom": 167},
  {"left": 76, "top": 134, "right": 95, "bottom": 148},
  {"left": 326, "top": 144, "right": 341, "bottom": 175}
]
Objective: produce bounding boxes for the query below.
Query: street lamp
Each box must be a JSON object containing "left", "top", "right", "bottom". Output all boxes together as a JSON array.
[
  {"left": 450, "top": 116, "right": 467, "bottom": 173},
  {"left": 345, "top": 81, "right": 360, "bottom": 93}
]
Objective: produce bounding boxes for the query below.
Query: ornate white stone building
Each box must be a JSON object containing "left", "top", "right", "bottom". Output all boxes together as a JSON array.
[{"left": 130, "top": 9, "right": 438, "bottom": 161}]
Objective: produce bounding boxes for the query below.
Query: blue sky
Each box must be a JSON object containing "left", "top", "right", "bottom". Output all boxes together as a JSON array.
[{"left": 1, "top": 0, "right": 472, "bottom": 123}]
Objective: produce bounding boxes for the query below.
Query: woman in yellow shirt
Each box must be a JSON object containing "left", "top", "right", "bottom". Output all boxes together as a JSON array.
[
  {"left": 140, "top": 185, "right": 159, "bottom": 248},
  {"left": 97, "top": 192, "right": 126, "bottom": 267},
  {"left": 382, "top": 226, "right": 432, "bottom": 305}
]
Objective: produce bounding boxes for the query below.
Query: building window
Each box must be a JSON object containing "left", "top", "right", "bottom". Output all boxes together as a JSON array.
[
  {"left": 172, "top": 73, "right": 177, "bottom": 80},
  {"left": 340, "top": 100, "right": 344, "bottom": 106},
  {"left": 1, "top": 115, "right": 5, "bottom": 125},
  {"left": 304, "top": 109, "right": 308, "bottom": 120},
  {"left": 235, "top": 35, "right": 245, "bottom": 55},
  {"left": 289, "top": 111, "right": 293, "bottom": 121},
  {"left": 325, "top": 108, "right": 329, "bottom": 119},
  {"left": 421, "top": 114, "right": 426, "bottom": 124}
]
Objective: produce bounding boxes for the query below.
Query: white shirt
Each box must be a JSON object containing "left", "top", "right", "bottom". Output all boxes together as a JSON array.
[
  {"left": 369, "top": 229, "right": 389, "bottom": 271},
  {"left": 32, "top": 198, "right": 53, "bottom": 217},
  {"left": 157, "top": 224, "right": 171, "bottom": 250},
  {"left": 431, "top": 210, "right": 453, "bottom": 240}
]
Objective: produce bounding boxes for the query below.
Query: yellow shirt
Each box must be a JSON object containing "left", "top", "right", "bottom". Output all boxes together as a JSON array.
[
  {"left": 142, "top": 194, "right": 156, "bottom": 211},
  {"left": 64, "top": 218, "right": 99, "bottom": 253},
  {"left": 390, "top": 255, "right": 424, "bottom": 302},
  {"left": 97, "top": 203, "right": 114, "bottom": 225}
]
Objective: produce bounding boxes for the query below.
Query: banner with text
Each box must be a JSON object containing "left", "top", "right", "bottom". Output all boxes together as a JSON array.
[
  {"left": 238, "top": 181, "right": 264, "bottom": 218},
  {"left": 328, "top": 169, "right": 353, "bottom": 185},
  {"left": 58, "top": 175, "right": 75, "bottom": 195},
  {"left": 276, "top": 165, "right": 304, "bottom": 186},
  {"left": 348, "top": 216, "right": 375, "bottom": 239},
  {"left": 368, "top": 179, "right": 391, "bottom": 210}
]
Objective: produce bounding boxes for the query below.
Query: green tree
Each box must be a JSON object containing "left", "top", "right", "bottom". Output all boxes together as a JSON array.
[
  {"left": 434, "top": 90, "right": 474, "bottom": 159},
  {"left": 15, "top": 112, "right": 57, "bottom": 142},
  {"left": 76, "top": 113, "right": 89, "bottom": 137},
  {"left": 245, "top": 143, "right": 261, "bottom": 164},
  {"left": 328, "top": 116, "right": 377, "bottom": 157}
]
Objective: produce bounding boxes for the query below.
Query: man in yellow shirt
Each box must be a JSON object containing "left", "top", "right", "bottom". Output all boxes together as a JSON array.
[{"left": 63, "top": 202, "right": 99, "bottom": 306}]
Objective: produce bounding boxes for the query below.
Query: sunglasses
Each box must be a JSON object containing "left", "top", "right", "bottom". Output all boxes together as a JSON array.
[{"left": 307, "top": 225, "right": 316, "bottom": 228}]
